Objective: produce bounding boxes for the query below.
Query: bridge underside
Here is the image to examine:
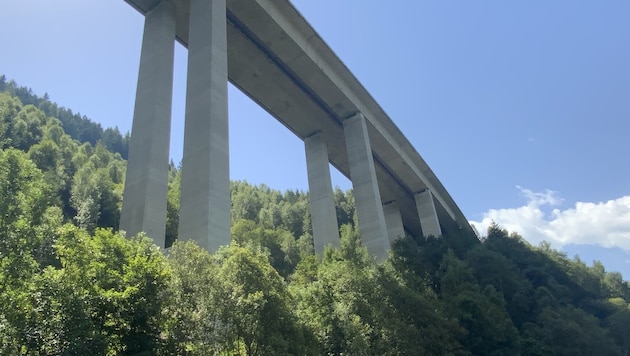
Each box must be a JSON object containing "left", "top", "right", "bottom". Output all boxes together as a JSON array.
[{"left": 123, "top": 0, "right": 474, "bottom": 243}]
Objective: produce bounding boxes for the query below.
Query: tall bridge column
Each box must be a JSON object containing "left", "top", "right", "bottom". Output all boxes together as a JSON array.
[
  {"left": 178, "top": 0, "right": 230, "bottom": 252},
  {"left": 415, "top": 189, "right": 442, "bottom": 237},
  {"left": 343, "top": 113, "right": 389, "bottom": 261},
  {"left": 120, "top": 0, "right": 176, "bottom": 247},
  {"left": 305, "top": 132, "right": 340, "bottom": 255},
  {"left": 383, "top": 200, "right": 405, "bottom": 243}
]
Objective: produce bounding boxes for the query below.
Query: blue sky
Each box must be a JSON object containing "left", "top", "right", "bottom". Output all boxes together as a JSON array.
[{"left": 1, "top": 1, "right": 629, "bottom": 277}]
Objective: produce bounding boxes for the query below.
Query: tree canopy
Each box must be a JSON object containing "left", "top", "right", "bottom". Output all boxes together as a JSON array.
[{"left": 1, "top": 77, "right": 629, "bottom": 355}]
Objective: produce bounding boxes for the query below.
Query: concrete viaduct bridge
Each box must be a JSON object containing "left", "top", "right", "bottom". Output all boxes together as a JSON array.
[{"left": 120, "top": 0, "right": 474, "bottom": 261}]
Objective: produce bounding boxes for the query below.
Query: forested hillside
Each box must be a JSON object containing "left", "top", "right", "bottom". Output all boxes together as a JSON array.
[{"left": 1, "top": 78, "right": 629, "bottom": 355}]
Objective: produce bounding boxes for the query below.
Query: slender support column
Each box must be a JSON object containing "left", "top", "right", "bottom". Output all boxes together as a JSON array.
[
  {"left": 415, "top": 189, "right": 442, "bottom": 237},
  {"left": 120, "top": 1, "right": 176, "bottom": 247},
  {"left": 343, "top": 113, "right": 389, "bottom": 261},
  {"left": 305, "top": 132, "right": 340, "bottom": 255},
  {"left": 383, "top": 201, "right": 405, "bottom": 243},
  {"left": 178, "top": 0, "right": 230, "bottom": 252}
]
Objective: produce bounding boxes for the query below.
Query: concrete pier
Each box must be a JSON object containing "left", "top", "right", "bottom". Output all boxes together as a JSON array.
[
  {"left": 343, "top": 113, "right": 389, "bottom": 261},
  {"left": 415, "top": 189, "right": 442, "bottom": 237},
  {"left": 305, "top": 132, "right": 340, "bottom": 255},
  {"left": 120, "top": 0, "right": 176, "bottom": 247},
  {"left": 178, "top": 0, "right": 230, "bottom": 252},
  {"left": 383, "top": 201, "right": 405, "bottom": 243}
]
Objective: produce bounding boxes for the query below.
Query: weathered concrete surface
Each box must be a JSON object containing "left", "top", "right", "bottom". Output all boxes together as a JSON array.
[
  {"left": 305, "top": 132, "right": 340, "bottom": 255},
  {"left": 122, "top": 0, "right": 476, "bottom": 243},
  {"left": 177, "top": 0, "right": 230, "bottom": 252},
  {"left": 344, "top": 113, "right": 389, "bottom": 261},
  {"left": 415, "top": 189, "right": 442, "bottom": 238},
  {"left": 383, "top": 201, "right": 405, "bottom": 243},
  {"left": 120, "top": 0, "right": 176, "bottom": 247}
]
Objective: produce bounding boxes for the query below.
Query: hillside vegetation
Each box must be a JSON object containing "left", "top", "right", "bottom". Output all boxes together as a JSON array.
[{"left": 1, "top": 77, "right": 629, "bottom": 355}]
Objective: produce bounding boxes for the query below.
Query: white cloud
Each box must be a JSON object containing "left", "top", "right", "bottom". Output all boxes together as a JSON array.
[{"left": 470, "top": 187, "right": 630, "bottom": 251}]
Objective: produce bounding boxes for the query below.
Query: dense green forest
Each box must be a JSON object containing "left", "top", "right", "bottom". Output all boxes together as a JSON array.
[{"left": 1, "top": 77, "right": 629, "bottom": 355}]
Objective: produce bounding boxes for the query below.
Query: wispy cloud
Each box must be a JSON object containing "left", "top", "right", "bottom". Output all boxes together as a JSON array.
[{"left": 470, "top": 187, "right": 630, "bottom": 251}]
